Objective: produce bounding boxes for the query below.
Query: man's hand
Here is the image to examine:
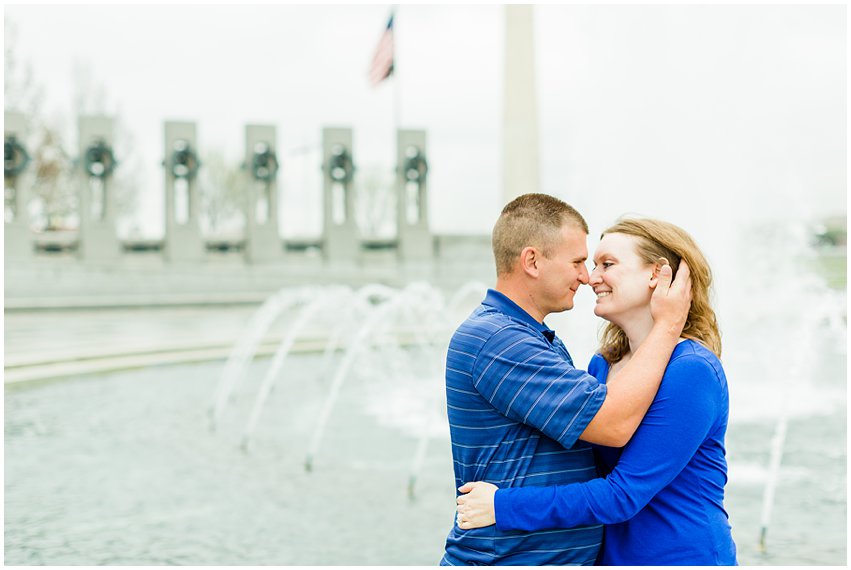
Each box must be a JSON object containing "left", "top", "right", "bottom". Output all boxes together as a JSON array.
[
  {"left": 649, "top": 258, "right": 693, "bottom": 335},
  {"left": 456, "top": 482, "right": 499, "bottom": 530}
]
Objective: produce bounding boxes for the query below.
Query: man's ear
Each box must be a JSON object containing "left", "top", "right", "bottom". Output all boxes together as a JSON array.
[{"left": 519, "top": 246, "right": 540, "bottom": 278}]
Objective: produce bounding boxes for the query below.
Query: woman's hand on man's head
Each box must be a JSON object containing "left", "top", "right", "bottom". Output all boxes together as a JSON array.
[{"left": 456, "top": 481, "right": 499, "bottom": 530}]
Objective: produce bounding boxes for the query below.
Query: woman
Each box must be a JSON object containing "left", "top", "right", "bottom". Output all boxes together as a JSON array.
[{"left": 455, "top": 218, "right": 737, "bottom": 565}]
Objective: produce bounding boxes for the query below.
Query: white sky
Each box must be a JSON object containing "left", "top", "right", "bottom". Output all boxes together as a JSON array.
[{"left": 5, "top": 4, "right": 847, "bottom": 239}]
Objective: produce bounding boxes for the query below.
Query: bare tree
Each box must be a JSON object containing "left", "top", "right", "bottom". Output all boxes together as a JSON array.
[
  {"left": 5, "top": 22, "right": 141, "bottom": 234},
  {"left": 4, "top": 18, "right": 44, "bottom": 121},
  {"left": 29, "top": 125, "right": 75, "bottom": 230},
  {"left": 71, "top": 61, "right": 141, "bottom": 235},
  {"left": 355, "top": 162, "right": 396, "bottom": 239},
  {"left": 5, "top": 16, "right": 57, "bottom": 230},
  {"left": 198, "top": 149, "right": 246, "bottom": 237}
]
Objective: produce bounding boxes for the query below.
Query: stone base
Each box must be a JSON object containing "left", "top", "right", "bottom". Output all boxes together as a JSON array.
[
  {"left": 78, "top": 222, "right": 121, "bottom": 262},
  {"left": 4, "top": 234, "right": 497, "bottom": 310},
  {"left": 5, "top": 222, "right": 33, "bottom": 261},
  {"left": 398, "top": 227, "right": 434, "bottom": 261},
  {"left": 323, "top": 225, "right": 360, "bottom": 262},
  {"left": 164, "top": 225, "right": 205, "bottom": 263},
  {"left": 245, "top": 223, "right": 282, "bottom": 264}
]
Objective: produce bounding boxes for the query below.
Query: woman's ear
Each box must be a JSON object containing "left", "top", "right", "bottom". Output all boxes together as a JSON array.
[{"left": 649, "top": 257, "right": 670, "bottom": 289}]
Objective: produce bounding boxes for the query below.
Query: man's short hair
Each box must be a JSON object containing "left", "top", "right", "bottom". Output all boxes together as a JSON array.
[{"left": 492, "top": 193, "right": 589, "bottom": 276}]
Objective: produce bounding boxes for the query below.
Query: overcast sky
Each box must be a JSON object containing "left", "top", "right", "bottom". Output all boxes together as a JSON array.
[{"left": 5, "top": 4, "right": 846, "bottom": 239}]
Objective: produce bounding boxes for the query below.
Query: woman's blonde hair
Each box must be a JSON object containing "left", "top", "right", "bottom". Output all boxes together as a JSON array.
[{"left": 598, "top": 217, "right": 721, "bottom": 363}]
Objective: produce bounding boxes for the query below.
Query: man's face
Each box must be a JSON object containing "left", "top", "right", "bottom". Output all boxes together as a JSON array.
[{"left": 536, "top": 224, "right": 590, "bottom": 314}]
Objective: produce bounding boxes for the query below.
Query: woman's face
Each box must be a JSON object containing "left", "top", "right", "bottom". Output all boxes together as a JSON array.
[{"left": 590, "top": 233, "right": 657, "bottom": 325}]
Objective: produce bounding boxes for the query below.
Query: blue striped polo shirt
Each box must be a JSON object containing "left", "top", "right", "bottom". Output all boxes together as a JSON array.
[{"left": 441, "top": 289, "right": 608, "bottom": 566}]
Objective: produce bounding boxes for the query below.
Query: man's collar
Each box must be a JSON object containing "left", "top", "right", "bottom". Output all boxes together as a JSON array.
[{"left": 483, "top": 289, "right": 557, "bottom": 343}]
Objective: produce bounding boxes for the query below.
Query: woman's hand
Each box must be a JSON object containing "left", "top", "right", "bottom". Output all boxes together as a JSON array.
[
  {"left": 649, "top": 258, "right": 692, "bottom": 334},
  {"left": 456, "top": 481, "right": 499, "bottom": 530}
]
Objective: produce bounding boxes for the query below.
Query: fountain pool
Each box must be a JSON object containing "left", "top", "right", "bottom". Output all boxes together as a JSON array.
[{"left": 5, "top": 223, "right": 847, "bottom": 565}]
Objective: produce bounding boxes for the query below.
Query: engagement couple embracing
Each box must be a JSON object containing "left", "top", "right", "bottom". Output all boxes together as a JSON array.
[{"left": 441, "top": 193, "right": 737, "bottom": 566}]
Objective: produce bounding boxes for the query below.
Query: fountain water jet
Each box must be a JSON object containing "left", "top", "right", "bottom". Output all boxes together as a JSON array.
[
  {"left": 209, "top": 287, "right": 315, "bottom": 432},
  {"left": 304, "top": 282, "right": 446, "bottom": 472},
  {"left": 316, "top": 284, "right": 401, "bottom": 381},
  {"left": 240, "top": 285, "right": 353, "bottom": 451},
  {"left": 210, "top": 280, "right": 487, "bottom": 495}
]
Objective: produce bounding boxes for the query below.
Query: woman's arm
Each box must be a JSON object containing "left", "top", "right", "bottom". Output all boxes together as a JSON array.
[{"left": 457, "top": 353, "right": 722, "bottom": 531}]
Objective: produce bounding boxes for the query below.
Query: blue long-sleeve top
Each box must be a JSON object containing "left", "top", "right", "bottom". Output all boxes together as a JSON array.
[{"left": 494, "top": 340, "right": 738, "bottom": 565}]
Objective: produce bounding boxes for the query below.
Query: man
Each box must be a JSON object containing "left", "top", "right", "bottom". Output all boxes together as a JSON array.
[{"left": 440, "top": 193, "right": 691, "bottom": 565}]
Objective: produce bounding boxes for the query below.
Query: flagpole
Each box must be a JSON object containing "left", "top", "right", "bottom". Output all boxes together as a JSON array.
[
  {"left": 369, "top": 5, "right": 400, "bottom": 189},
  {"left": 392, "top": 9, "right": 401, "bottom": 241},
  {"left": 393, "top": 5, "right": 400, "bottom": 133},
  {"left": 394, "top": 61, "right": 401, "bottom": 133}
]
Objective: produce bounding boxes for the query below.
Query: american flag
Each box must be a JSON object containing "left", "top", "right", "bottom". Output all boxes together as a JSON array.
[{"left": 369, "top": 12, "right": 395, "bottom": 86}]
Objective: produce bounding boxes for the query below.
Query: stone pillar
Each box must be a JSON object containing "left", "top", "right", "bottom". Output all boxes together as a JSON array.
[
  {"left": 243, "top": 124, "right": 281, "bottom": 263},
  {"left": 396, "top": 129, "right": 432, "bottom": 261},
  {"left": 321, "top": 127, "right": 359, "bottom": 262},
  {"left": 77, "top": 115, "right": 121, "bottom": 261},
  {"left": 4, "top": 112, "right": 33, "bottom": 260},
  {"left": 503, "top": 5, "right": 540, "bottom": 204},
  {"left": 163, "top": 121, "right": 204, "bottom": 263}
]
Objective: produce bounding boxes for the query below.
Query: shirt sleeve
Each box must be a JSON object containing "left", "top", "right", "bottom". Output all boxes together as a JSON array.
[
  {"left": 471, "top": 324, "right": 607, "bottom": 450},
  {"left": 494, "top": 352, "right": 722, "bottom": 530},
  {"left": 587, "top": 354, "right": 620, "bottom": 476}
]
